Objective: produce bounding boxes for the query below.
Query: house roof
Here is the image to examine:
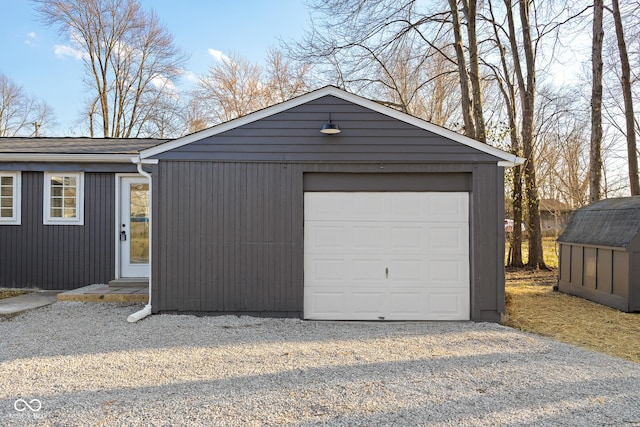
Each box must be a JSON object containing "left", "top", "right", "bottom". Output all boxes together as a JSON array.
[
  {"left": 540, "top": 199, "right": 573, "bottom": 212},
  {"left": 0, "top": 137, "right": 166, "bottom": 163},
  {"left": 138, "top": 86, "right": 525, "bottom": 166},
  {"left": 557, "top": 196, "right": 640, "bottom": 248}
]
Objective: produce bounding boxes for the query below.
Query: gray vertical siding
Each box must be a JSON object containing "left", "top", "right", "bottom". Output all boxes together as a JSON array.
[
  {"left": 152, "top": 161, "right": 505, "bottom": 320},
  {"left": 153, "top": 162, "right": 302, "bottom": 313},
  {"left": 470, "top": 163, "right": 505, "bottom": 321},
  {"left": 0, "top": 171, "right": 115, "bottom": 289}
]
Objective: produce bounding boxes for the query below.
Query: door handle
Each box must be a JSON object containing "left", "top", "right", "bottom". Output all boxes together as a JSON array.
[
  {"left": 120, "top": 230, "right": 127, "bottom": 241},
  {"left": 385, "top": 267, "right": 388, "bottom": 279}
]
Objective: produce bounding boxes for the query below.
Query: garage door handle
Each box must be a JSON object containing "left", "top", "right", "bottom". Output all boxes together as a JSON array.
[{"left": 385, "top": 267, "right": 388, "bottom": 279}]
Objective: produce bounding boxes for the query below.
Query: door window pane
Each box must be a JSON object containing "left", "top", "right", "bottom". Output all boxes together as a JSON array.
[{"left": 129, "top": 183, "right": 149, "bottom": 264}]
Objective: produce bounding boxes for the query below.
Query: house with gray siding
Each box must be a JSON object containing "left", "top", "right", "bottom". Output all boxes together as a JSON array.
[
  {"left": 0, "top": 138, "right": 164, "bottom": 289},
  {"left": 1, "top": 86, "right": 523, "bottom": 321}
]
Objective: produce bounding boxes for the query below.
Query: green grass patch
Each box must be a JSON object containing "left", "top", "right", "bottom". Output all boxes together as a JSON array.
[{"left": 506, "top": 236, "right": 559, "bottom": 268}]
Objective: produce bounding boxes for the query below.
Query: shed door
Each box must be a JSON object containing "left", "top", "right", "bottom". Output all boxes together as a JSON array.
[{"left": 303, "top": 192, "right": 469, "bottom": 320}]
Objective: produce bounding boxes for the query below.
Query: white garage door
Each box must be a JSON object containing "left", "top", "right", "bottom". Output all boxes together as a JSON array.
[{"left": 304, "top": 192, "right": 469, "bottom": 320}]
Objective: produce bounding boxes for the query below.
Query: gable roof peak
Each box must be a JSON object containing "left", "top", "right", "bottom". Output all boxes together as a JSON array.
[{"left": 139, "top": 85, "right": 523, "bottom": 165}]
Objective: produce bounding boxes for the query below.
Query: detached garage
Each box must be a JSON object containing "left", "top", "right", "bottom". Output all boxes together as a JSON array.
[{"left": 137, "top": 86, "right": 523, "bottom": 322}]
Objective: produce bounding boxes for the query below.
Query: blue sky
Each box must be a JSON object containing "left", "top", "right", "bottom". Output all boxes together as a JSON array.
[{"left": 0, "top": 0, "right": 311, "bottom": 136}]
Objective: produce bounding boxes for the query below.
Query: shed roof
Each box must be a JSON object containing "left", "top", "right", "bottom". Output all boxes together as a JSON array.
[
  {"left": 0, "top": 137, "right": 165, "bottom": 163},
  {"left": 557, "top": 196, "right": 640, "bottom": 248}
]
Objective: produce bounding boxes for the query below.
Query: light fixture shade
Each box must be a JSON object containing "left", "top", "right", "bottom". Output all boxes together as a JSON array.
[{"left": 320, "top": 122, "right": 341, "bottom": 134}]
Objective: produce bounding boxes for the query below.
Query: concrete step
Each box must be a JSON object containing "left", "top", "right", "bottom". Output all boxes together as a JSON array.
[{"left": 108, "top": 278, "right": 149, "bottom": 288}]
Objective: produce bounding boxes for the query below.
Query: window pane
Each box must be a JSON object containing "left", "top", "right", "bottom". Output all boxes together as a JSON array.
[
  {"left": 64, "top": 208, "right": 76, "bottom": 218},
  {"left": 64, "top": 197, "right": 76, "bottom": 208},
  {"left": 50, "top": 207, "right": 63, "bottom": 218},
  {"left": 63, "top": 177, "right": 76, "bottom": 186},
  {"left": 50, "top": 176, "right": 63, "bottom": 186},
  {"left": 0, "top": 176, "right": 13, "bottom": 186},
  {"left": 1, "top": 207, "right": 12, "bottom": 218},
  {"left": 1, "top": 187, "right": 13, "bottom": 197},
  {"left": 51, "top": 186, "right": 63, "bottom": 197},
  {"left": 1, "top": 198, "right": 13, "bottom": 208},
  {"left": 51, "top": 197, "right": 62, "bottom": 208}
]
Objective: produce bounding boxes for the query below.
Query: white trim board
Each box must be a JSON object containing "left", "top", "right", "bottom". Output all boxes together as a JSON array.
[{"left": 139, "top": 86, "right": 525, "bottom": 166}]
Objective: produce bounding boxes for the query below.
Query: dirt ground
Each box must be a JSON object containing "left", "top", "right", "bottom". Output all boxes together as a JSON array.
[{"left": 505, "top": 268, "right": 640, "bottom": 363}]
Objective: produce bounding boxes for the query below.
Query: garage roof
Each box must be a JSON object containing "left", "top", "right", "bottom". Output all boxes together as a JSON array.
[{"left": 138, "top": 86, "right": 524, "bottom": 166}]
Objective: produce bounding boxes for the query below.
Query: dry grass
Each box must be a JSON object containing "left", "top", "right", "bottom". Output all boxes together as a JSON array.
[
  {"left": 506, "top": 236, "right": 559, "bottom": 268},
  {"left": 0, "top": 289, "right": 31, "bottom": 300},
  {"left": 505, "top": 268, "right": 640, "bottom": 363}
]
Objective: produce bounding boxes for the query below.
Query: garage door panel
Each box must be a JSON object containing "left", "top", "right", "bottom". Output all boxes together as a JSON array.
[
  {"left": 428, "top": 291, "right": 469, "bottom": 320},
  {"left": 307, "top": 259, "right": 346, "bottom": 282},
  {"left": 388, "top": 259, "right": 424, "bottom": 282},
  {"left": 388, "top": 292, "right": 423, "bottom": 316},
  {"left": 304, "top": 192, "right": 469, "bottom": 320},
  {"left": 353, "top": 225, "right": 387, "bottom": 249},
  {"left": 309, "top": 225, "right": 349, "bottom": 250},
  {"left": 307, "top": 291, "right": 344, "bottom": 315},
  {"left": 352, "top": 259, "right": 386, "bottom": 282},
  {"left": 428, "top": 257, "right": 468, "bottom": 284},
  {"left": 428, "top": 193, "right": 468, "bottom": 222},
  {"left": 351, "top": 292, "right": 386, "bottom": 314},
  {"left": 429, "top": 226, "right": 468, "bottom": 252}
]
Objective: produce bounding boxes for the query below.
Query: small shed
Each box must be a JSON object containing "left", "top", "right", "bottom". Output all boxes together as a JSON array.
[{"left": 557, "top": 197, "right": 640, "bottom": 312}]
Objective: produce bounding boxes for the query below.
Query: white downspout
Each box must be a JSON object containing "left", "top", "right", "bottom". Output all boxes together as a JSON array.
[{"left": 128, "top": 158, "right": 153, "bottom": 322}]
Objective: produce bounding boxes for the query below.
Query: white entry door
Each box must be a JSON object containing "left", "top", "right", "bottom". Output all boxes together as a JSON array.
[
  {"left": 304, "top": 192, "right": 470, "bottom": 320},
  {"left": 119, "top": 176, "right": 150, "bottom": 278}
]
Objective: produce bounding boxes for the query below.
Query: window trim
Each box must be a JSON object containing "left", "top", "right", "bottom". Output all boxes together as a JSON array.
[
  {"left": 0, "top": 171, "right": 21, "bottom": 225},
  {"left": 43, "top": 172, "right": 84, "bottom": 225}
]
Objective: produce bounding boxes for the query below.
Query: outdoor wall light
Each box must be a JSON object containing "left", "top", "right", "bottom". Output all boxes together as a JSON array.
[{"left": 320, "top": 114, "right": 341, "bottom": 135}]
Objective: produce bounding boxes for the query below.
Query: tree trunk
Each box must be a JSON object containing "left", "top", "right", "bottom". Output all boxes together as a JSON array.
[
  {"left": 510, "top": 166, "right": 525, "bottom": 267},
  {"left": 589, "top": 0, "right": 604, "bottom": 203},
  {"left": 519, "top": 0, "right": 547, "bottom": 269},
  {"left": 611, "top": 0, "right": 640, "bottom": 195},
  {"left": 448, "top": 0, "right": 476, "bottom": 139},
  {"left": 461, "top": 0, "right": 486, "bottom": 143}
]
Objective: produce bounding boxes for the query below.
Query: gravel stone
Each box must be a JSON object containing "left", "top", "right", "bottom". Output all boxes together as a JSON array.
[{"left": 0, "top": 302, "right": 639, "bottom": 426}]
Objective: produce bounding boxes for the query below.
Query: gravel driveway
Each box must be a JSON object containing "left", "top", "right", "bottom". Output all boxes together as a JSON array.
[{"left": 1, "top": 302, "right": 639, "bottom": 426}]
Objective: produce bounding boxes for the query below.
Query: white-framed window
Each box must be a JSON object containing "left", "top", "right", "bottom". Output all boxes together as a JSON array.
[
  {"left": 43, "top": 172, "right": 84, "bottom": 225},
  {"left": 0, "top": 172, "right": 21, "bottom": 225}
]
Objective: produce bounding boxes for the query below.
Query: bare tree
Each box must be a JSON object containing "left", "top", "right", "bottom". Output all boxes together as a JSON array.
[
  {"left": 590, "top": 0, "right": 604, "bottom": 203},
  {"left": 0, "top": 73, "right": 55, "bottom": 137},
  {"left": 264, "top": 48, "right": 311, "bottom": 104},
  {"left": 610, "top": 0, "right": 639, "bottom": 195},
  {"left": 193, "top": 50, "right": 312, "bottom": 126},
  {"left": 290, "top": 1, "right": 468, "bottom": 126},
  {"left": 34, "top": 0, "right": 188, "bottom": 138},
  {"left": 194, "top": 53, "right": 265, "bottom": 124}
]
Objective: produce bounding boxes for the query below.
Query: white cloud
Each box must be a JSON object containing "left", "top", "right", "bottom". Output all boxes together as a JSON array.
[
  {"left": 24, "top": 32, "right": 37, "bottom": 46},
  {"left": 54, "top": 44, "right": 87, "bottom": 60},
  {"left": 182, "top": 70, "right": 199, "bottom": 83},
  {"left": 150, "top": 74, "right": 176, "bottom": 92},
  {"left": 207, "top": 48, "right": 231, "bottom": 63}
]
